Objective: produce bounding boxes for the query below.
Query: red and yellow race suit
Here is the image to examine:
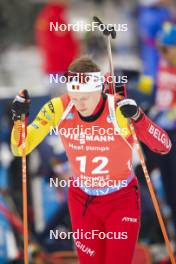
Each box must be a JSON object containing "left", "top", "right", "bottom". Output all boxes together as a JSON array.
[
  {"left": 11, "top": 93, "right": 172, "bottom": 263},
  {"left": 11, "top": 93, "right": 171, "bottom": 195}
]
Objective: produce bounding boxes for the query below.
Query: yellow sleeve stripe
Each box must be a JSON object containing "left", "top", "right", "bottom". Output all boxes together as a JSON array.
[
  {"left": 11, "top": 96, "right": 65, "bottom": 157},
  {"left": 115, "top": 107, "right": 131, "bottom": 138}
]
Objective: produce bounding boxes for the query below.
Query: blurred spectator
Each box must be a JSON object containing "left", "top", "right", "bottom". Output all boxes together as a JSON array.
[
  {"left": 137, "top": 0, "right": 174, "bottom": 99},
  {"left": 35, "top": 0, "right": 80, "bottom": 96},
  {"left": 150, "top": 22, "right": 176, "bottom": 232},
  {"left": 0, "top": 106, "right": 22, "bottom": 263},
  {"left": 0, "top": 108, "right": 12, "bottom": 191}
]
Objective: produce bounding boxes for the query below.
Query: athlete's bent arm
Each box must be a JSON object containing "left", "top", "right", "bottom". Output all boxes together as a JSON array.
[
  {"left": 11, "top": 97, "right": 64, "bottom": 156},
  {"left": 118, "top": 98, "right": 172, "bottom": 154},
  {"left": 132, "top": 112, "right": 171, "bottom": 154}
]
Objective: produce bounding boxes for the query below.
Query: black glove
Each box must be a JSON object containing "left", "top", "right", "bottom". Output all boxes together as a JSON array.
[
  {"left": 117, "top": 98, "right": 142, "bottom": 121},
  {"left": 11, "top": 89, "right": 31, "bottom": 121}
]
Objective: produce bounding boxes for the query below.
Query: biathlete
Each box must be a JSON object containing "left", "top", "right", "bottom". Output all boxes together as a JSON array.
[{"left": 11, "top": 56, "right": 171, "bottom": 264}]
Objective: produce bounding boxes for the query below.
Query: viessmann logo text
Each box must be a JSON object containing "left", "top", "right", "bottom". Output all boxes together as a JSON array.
[{"left": 50, "top": 125, "right": 128, "bottom": 144}]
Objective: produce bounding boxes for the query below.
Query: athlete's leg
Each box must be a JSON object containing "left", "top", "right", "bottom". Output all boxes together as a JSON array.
[
  {"left": 68, "top": 185, "right": 106, "bottom": 264},
  {"left": 104, "top": 183, "right": 141, "bottom": 264}
]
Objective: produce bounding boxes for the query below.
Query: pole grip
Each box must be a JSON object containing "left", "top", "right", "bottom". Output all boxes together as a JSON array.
[{"left": 93, "top": 16, "right": 116, "bottom": 39}]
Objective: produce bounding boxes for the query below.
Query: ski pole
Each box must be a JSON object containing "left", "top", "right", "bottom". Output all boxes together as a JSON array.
[
  {"left": 93, "top": 16, "right": 175, "bottom": 264},
  {"left": 21, "top": 113, "right": 29, "bottom": 264}
]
